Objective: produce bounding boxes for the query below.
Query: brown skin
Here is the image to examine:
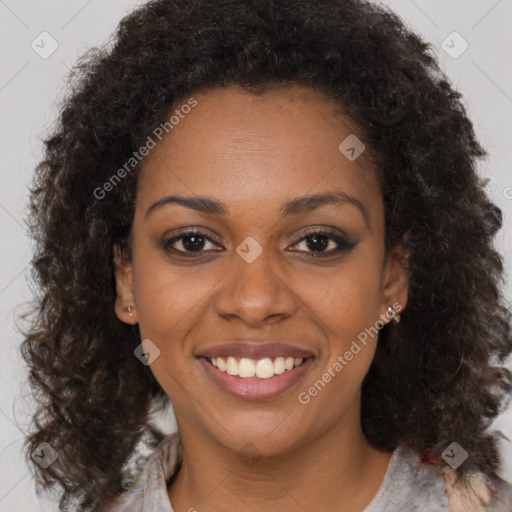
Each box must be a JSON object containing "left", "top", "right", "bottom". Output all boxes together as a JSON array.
[{"left": 113, "top": 85, "right": 409, "bottom": 512}]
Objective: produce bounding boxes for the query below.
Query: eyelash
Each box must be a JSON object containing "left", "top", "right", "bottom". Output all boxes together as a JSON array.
[{"left": 162, "top": 228, "right": 355, "bottom": 258}]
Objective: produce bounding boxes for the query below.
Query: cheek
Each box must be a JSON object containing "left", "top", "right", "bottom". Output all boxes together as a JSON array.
[
  {"left": 130, "top": 258, "right": 209, "bottom": 402},
  {"left": 132, "top": 252, "right": 215, "bottom": 345},
  {"left": 310, "top": 255, "right": 383, "bottom": 341},
  {"left": 310, "top": 253, "right": 384, "bottom": 384},
  {"left": 299, "top": 270, "right": 381, "bottom": 415}
]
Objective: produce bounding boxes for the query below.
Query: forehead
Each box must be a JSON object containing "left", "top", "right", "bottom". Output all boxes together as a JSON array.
[{"left": 136, "top": 85, "right": 380, "bottom": 217}]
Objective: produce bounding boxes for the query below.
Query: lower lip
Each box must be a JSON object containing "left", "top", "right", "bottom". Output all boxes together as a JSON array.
[{"left": 198, "top": 356, "right": 314, "bottom": 400}]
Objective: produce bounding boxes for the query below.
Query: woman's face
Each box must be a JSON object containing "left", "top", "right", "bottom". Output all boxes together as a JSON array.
[{"left": 114, "top": 84, "right": 408, "bottom": 456}]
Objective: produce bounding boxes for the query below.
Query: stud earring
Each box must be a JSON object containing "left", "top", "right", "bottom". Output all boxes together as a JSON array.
[
  {"left": 126, "top": 306, "right": 134, "bottom": 317},
  {"left": 387, "top": 306, "right": 401, "bottom": 325}
]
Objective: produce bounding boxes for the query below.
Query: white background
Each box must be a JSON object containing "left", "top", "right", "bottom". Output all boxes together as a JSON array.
[{"left": 1, "top": 1, "right": 511, "bottom": 510}]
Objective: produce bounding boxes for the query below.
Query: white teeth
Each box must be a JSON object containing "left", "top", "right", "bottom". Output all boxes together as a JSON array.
[
  {"left": 274, "top": 357, "right": 285, "bottom": 374},
  {"left": 256, "top": 358, "right": 274, "bottom": 379},
  {"left": 238, "top": 358, "right": 256, "bottom": 378},
  {"left": 226, "top": 356, "right": 239, "bottom": 376},
  {"left": 209, "top": 355, "right": 307, "bottom": 378}
]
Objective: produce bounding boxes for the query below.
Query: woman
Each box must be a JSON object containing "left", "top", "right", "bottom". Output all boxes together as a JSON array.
[{"left": 22, "top": 0, "right": 512, "bottom": 510}]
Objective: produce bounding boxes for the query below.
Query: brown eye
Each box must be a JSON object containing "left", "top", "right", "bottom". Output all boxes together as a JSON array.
[
  {"left": 291, "top": 229, "right": 355, "bottom": 256},
  {"left": 163, "top": 231, "right": 220, "bottom": 255}
]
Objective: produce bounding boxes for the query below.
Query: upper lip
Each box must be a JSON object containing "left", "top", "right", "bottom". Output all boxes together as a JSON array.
[{"left": 197, "top": 341, "right": 314, "bottom": 360}]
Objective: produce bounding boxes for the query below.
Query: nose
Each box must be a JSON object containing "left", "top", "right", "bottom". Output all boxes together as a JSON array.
[{"left": 214, "top": 244, "right": 299, "bottom": 328}]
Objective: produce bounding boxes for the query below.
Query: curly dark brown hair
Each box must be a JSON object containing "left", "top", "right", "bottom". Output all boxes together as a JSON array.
[{"left": 21, "top": 0, "right": 512, "bottom": 510}]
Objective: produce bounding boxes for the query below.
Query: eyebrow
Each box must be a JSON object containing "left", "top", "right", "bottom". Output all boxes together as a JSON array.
[{"left": 145, "top": 189, "right": 369, "bottom": 225}]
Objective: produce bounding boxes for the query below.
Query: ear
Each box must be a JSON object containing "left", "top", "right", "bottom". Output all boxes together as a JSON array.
[
  {"left": 380, "top": 244, "right": 409, "bottom": 323},
  {"left": 113, "top": 244, "right": 138, "bottom": 325}
]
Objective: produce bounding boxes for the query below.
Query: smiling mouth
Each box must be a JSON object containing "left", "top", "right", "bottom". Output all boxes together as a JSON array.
[
  {"left": 198, "top": 354, "right": 315, "bottom": 400},
  {"left": 206, "top": 356, "right": 310, "bottom": 379}
]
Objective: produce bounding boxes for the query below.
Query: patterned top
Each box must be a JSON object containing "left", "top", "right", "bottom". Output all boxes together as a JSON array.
[{"left": 106, "top": 433, "right": 512, "bottom": 511}]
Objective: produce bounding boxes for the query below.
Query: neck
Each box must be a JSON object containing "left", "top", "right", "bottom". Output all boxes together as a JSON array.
[{"left": 168, "top": 408, "right": 393, "bottom": 512}]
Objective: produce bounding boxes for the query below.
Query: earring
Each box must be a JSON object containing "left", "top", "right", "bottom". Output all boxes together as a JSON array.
[
  {"left": 387, "top": 306, "right": 401, "bottom": 325},
  {"left": 126, "top": 306, "right": 134, "bottom": 317}
]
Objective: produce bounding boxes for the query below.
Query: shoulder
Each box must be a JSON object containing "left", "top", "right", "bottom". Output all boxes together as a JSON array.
[
  {"left": 106, "top": 432, "right": 182, "bottom": 512},
  {"left": 379, "top": 444, "right": 512, "bottom": 512},
  {"left": 439, "top": 464, "right": 512, "bottom": 511},
  {"left": 365, "top": 445, "right": 451, "bottom": 511}
]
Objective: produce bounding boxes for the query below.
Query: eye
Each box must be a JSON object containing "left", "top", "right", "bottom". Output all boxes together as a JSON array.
[
  {"left": 162, "top": 228, "right": 355, "bottom": 258},
  {"left": 290, "top": 229, "right": 355, "bottom": 257},
  {"left": 162, "top": 230, "right": 220, "bottom": 255}
]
